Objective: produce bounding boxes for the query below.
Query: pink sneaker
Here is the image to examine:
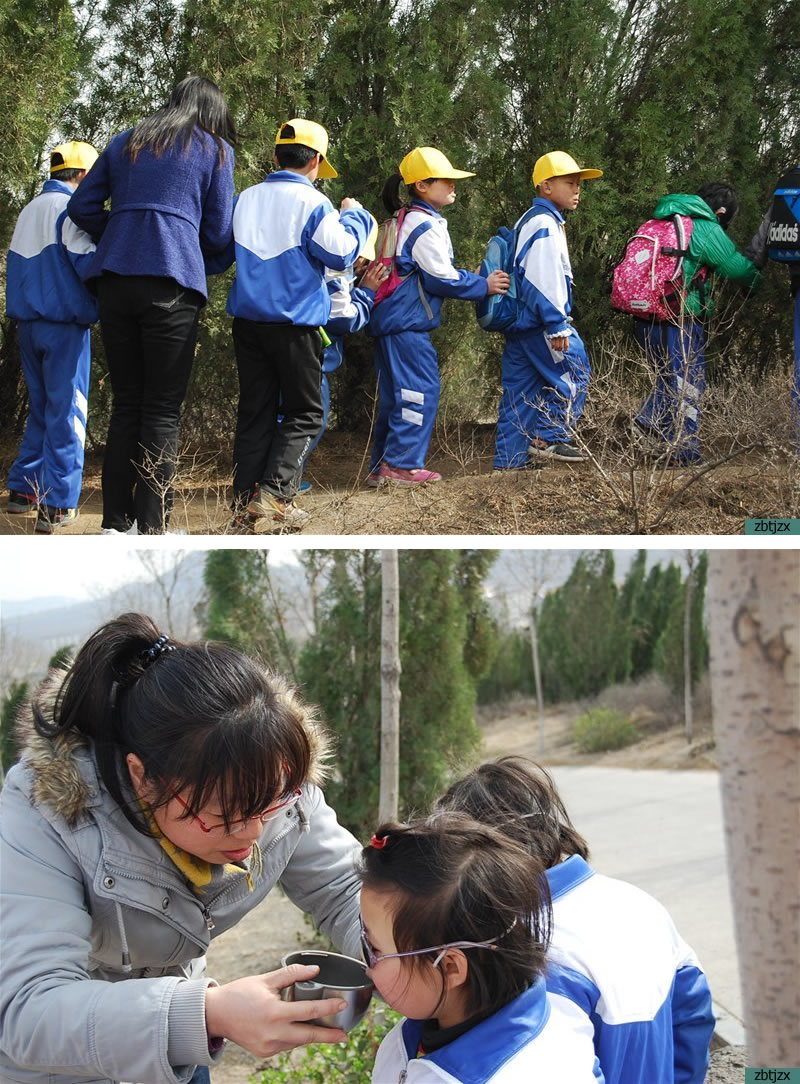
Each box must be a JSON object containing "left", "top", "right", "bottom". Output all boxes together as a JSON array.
[
  {"left": 378, "top": 464, "right": 442, "bottom": 485},
  {"left": 365, "top": 469, "right": 381, "bottom": 488}
]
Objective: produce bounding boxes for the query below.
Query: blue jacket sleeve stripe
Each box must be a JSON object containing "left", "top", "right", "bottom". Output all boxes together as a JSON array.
[{"left": 671, "top": 965, "right": 714, "bottom": 1084}]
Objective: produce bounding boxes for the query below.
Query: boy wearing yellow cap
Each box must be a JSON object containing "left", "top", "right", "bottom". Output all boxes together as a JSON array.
[
  {"left": 368, "top": 147, "right": 510, "bottom": 485},
  {"left": 493, "top": 150, "right": 602, "bottom": 470},
  {"left": 5, "top": 142, "right": 98, "bottom": 531},
  {"left": 225, "top": 118, "right": 375, "bottom": 528}
]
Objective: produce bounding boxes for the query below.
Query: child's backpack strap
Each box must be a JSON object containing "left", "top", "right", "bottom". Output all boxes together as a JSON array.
[{"left": 371, "top": 204, "right": 434, "bottom": 318}]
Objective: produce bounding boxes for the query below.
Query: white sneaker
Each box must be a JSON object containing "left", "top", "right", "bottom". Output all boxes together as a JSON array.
[{"left": 100, "top": 524, "right": 139, "bottom": 535}]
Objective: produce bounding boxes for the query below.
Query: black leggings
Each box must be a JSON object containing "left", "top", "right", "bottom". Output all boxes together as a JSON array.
[{"left": 97, "top": 274, "right": 203, "bottom": 533}]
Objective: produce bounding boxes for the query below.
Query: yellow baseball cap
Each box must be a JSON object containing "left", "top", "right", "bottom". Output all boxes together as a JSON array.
[
  {"left": 532, "top": 151, "right": 603, "bottom": 187},
  {"left": 50, "top": 141, "right": 98, "bottom": 173},
  {"left": 275, "top": 119, "right": 338, "bottom": 178},
  {"left": 398, "top": 147, "right": 476, "bottom": 186}
]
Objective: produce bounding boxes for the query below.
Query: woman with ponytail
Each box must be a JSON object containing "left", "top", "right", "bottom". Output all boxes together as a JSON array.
[{"left": 0, "top": 614, "right": 363, "bottom": 1084}]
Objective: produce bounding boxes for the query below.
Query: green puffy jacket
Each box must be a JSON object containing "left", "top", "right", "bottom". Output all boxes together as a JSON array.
[{"left": 654, "top": 193, "right": 761, "bottom": 317}]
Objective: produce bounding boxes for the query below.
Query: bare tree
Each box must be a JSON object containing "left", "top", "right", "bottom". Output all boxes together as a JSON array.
[
  {"left": 379, "top": 550, "right": 401, "bottom": 824},
  {"left": 708, "top": 550, "right": 800, "bottom": 1066},
  {"left": 683, "top": 549, "right": 695, "bottom": 744}
]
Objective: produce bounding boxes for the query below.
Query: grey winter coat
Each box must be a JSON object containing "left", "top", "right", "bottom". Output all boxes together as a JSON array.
[{"left": 0, "top": 685, "right": 363, "bottom": 1084}]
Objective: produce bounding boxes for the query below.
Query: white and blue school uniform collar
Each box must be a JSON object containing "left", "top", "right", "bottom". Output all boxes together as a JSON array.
[
  {"left": 400, "top": 977, "right": 550, "bottom": 1083},
  {"left": 263, "top": 169, "right": 317, "bottom": 188},
  {"left": 42, "top": 178, "right": 76, "bottom": 197},
  {"left": 410, "top": 197, "right": 442, "bottom": 219},
  {"left": 545, "top": 853, "right": 595, "bottom": 900},
  {"left": 531, "top": 195, "right": 566, "bottom": 224}
]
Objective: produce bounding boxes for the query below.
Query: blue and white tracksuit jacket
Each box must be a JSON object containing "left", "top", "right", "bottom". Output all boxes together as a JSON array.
[
  {"left": 494, "top": 197, "right": 591, "bottom": 467},
  {"left": 307, "top": 272, "right": 375, "bottom": 457},
  {"left": 225, "top": 171, "right": 374, "bottom": 326},
  {"left": 5, "top": 179, "right": 97, "bottom": 508},
  {"left": 372, "top": 977, "right": 604, "bottom": 1083},
  {"left": 544, "top": 856, "right": 714, "bottom": 1084},
  {"left": 368, "top": 199, "right": 488, "bottom": 470}
]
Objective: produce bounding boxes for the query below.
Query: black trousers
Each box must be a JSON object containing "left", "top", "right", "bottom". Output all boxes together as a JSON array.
[
  {"left": 97, "top": 274, "right": 203, "bottom": 533},
  {"left": 232, "top": 319, "right": 324, "bottom": 501}
]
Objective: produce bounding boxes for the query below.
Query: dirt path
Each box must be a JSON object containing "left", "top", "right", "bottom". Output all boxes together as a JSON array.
[{"left": 1, "top": 430, "right": 795, "bottom": 536}]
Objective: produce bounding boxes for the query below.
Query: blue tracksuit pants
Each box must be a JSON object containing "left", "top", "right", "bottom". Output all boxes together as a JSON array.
[
  {"left": 633, "top": 318, "right": 705, "bottom": 461},
  {"left": 494, "top": 328, "right": 590, "bottom": 468},
  {"left": 7, "top": 319, "right": 91, "bottom": 508},
  {"left": 370, "top": 331, "right": 440, "bottom": 471}
]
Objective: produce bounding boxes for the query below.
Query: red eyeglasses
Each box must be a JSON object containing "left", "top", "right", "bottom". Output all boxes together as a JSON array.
[{"left": 171, "top": 788, "right": 302, "bottom": 836}]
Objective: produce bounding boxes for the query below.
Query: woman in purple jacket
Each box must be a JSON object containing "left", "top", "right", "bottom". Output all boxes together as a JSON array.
[{"left": 68, "top": 77, "right": 235, "bottom": 534}]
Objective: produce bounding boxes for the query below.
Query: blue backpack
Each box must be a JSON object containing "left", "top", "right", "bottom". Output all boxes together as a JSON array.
[{"left": 475, "top": 207, "right": 537, "bottom": 331}]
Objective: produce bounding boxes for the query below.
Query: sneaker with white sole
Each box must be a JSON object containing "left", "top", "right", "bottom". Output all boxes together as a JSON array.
[
  {"left": 35, "top": 506, "right": 79, "bottom": 533},
  {"left": 377, "top": 464, "right": 442, "bottom": 485},
  {"left": 529, "top": 440, "right": 585, "bottom": 462},
  {"left": 6, "top": 490, "right": 37, "bottom": 515},
  {"left": 365, "top": 469, "right": 382, "bottom": 488},
  {"left": 246, "top": 493, "right": 310, "bottom": 527}
]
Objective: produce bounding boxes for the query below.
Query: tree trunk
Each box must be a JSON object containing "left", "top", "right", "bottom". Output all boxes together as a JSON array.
[
  {"left": 530, "top": 609, "right": 545, "bottom": 756},
  {"left": 708, "top": 551, "right": 800, "bottom": 1066},
  {"left": 379, "top": 550, "right": 401, "bottom": 824},
  {"left": 683, "top": 549, "right": 695, "bottom": 744}
]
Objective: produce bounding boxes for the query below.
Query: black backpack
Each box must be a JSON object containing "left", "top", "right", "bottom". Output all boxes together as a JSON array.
[{"left": 767, "top": 164, "right": 800, "bottom": 264}]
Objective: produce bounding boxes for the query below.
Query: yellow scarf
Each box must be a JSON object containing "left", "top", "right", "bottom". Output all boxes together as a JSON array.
[{"left": 141, "top": 801, "right": 262, "bottom": 893}]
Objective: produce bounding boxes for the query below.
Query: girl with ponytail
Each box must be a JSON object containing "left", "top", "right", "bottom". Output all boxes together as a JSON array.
[
  {"left": 0, "top": 614, "right": 363, "bottom": 1084},
  {"left": 358, "top": 813, "right": 603, "bottom": 1083}
]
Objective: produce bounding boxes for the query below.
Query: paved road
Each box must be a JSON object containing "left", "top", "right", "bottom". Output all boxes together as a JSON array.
[{"left": 549, "top": 766, "right": 743, "bottom": 1041}]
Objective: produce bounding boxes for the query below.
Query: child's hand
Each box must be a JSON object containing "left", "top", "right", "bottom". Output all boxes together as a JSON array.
[
  {"left": 486, "top": 270, "right": 511, "bottom": 296},
  {"left": 204, "top": 964, "right": 349, "bottom": 1058},
  {"left": 360, "top": 262, "right": 390, "bottom": 292},
  {"left": 548, "top": 334, "right": 570, "bottom": 352},
  {"left": 341, "top": 197, "right": 362, "bottom": 211}
]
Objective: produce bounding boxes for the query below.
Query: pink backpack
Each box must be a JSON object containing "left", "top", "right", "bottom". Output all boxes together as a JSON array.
[
  {"left": 370, "top": 205, "right": 433, "bottom": 308},
  {"left": 611, "top": 215, "right": 707, "bottom": 321}
]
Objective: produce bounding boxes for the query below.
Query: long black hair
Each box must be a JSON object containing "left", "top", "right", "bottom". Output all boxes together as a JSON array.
[
  {"left": 126, "top": 76, "right": 236, "bottom": 165},
  {"left": 33, "top": 613, "right": 317, "bottom": 834}
]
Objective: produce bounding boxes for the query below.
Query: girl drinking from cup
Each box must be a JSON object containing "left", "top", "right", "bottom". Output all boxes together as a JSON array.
[
  {"left": 0, "top": 613, "right": 363, "bottom": 1083},
  {"left": 358, "top": 814, "right": 603, "bottom": 1083}
]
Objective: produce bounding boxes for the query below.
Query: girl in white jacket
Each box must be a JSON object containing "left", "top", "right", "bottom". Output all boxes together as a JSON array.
[{"left": 358, "top": 814, "right": 603, "bottom": 1084}]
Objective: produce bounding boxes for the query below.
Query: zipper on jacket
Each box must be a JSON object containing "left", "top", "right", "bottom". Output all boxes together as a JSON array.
[
  {"left": 203, "top": 906, "right": 215, "bottom": 931},
  {"left": 398, "top": 1071, "right": 407, "bottom": 1083}
]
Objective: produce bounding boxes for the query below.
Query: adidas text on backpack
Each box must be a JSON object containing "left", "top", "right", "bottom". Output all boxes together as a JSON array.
[{"left": 611, "top": 214, "right": 707, "bottom": 322}]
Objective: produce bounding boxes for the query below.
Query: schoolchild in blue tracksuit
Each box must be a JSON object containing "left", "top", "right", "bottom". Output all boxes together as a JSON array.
[
  {"left": 223, "top": 118, "right": 374, "bottom": 529},
  {"left": 360, "top": 816, "right": 603, "bottom": 1084},
  {"left": 437, "top": 758, "right": 715, "bottom": 1084},
  {"left": 301, "top": 255, "right": 387, "bottom": 484},
  {"left": 5, "top": 142, "right": 98, "bottom": 533},
  {"left": 494, "top": 150, "right": 602, "bottom": 470},
  {"left": 368, "top": 146, "right": 509, "bottom": 486}
]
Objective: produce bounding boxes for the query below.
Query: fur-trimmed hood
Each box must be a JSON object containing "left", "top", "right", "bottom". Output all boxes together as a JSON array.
[{"left": 15, "top": 667, "right": 334, "bottom": 827}]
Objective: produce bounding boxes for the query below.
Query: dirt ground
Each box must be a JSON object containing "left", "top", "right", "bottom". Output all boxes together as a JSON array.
[
  {"left": 206, "top": 702, "right": 727, "bottom": 1083},
  {"left": 1, "top": 427, "right": 797, "bottom": 536}
]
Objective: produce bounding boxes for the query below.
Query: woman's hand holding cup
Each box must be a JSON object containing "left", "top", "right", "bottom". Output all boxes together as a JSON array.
[{"left": 204, "top": 964, "right": 348, "bottom": 1058}]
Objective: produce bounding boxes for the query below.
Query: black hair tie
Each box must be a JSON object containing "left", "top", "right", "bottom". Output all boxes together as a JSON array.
[{"left": 141, "top": 634, "right": 176, "bottom": 668}]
